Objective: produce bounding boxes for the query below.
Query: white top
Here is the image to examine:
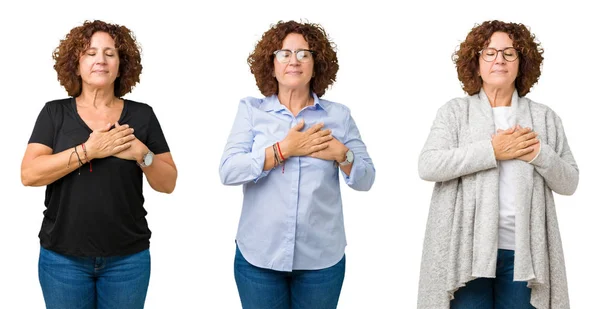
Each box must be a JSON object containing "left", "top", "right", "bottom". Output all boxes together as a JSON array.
[{"left": 493, "top": 106, "right": 516, "bottom": 250}]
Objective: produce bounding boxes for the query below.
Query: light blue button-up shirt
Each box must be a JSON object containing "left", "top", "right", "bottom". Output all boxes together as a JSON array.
[{"left": 220, "top": 93, "right": 375, "bottom": 271}]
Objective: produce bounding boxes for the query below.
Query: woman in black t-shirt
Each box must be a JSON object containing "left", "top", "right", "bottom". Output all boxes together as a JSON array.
[{"left": 21, "top": 20, "right": 177, "bottom": 309}]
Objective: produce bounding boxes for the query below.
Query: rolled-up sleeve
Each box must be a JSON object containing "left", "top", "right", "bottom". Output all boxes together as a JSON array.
[
  {"left": 219, "top": 100, "right": 270, "bottom": 185},
  {"left": 342, "top": 112, "right": 375, "bottom": 191}
]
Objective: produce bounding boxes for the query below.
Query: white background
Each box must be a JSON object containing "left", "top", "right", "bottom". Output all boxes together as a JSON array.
[{"left": 1, "top": 0, "right": 597, "bottom": 308}]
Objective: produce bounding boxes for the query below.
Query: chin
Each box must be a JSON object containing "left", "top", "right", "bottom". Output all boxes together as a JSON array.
[
  {"left": 486, "top": 78, "right": 516, "bottom": 89},
  {"left": 87, "top": 79, "right": 116, "bottom": 87},
  {"left": 284, "top": 80, "right": 311, "bottom": 88}
]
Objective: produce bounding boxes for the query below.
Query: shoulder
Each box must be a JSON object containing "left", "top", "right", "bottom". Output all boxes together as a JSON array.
[
  {"left": 42, "top": 98, "right": 72, "bottom": 112},
  {"left": 36, "top": 98, "right": 72, "bottom": 120},
  {"left": 522, "top": 97, "right": 564, "bottom": 125},
  {"left": 435, "top": 95, "right": 472, "bottom": 120},
  {"left": 240, "top": 97, "right": 272, "bottom": 109},
  {"left": 442, "top": 95, "right": 471, "bottom": 110},
  {"left": 45, "top": 98, "right": 71, "bottom": 107},
  {"left": 524, "top": 97, "right": 558, "bottom": 116}
]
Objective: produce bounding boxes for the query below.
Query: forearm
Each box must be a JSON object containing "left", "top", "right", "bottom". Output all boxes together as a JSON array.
[
  {"left": 342, "top": 156, "right": 375, "bottom": 191},
  {"left": 220, "top": 147, "right": 268, "bottom": 185},
  {"left": 339, "top": 162, "right": 352, "bottom": 176},
  {"left": 531, "top": 143, "right": 579, "bottom": 195},
  {"left": 263, "top": 145, "right": 277, "bottom": 171},
  {"left": 142, "top": 157, "right": 177, "bottom": 194},
  {"left": 21, "top": 145, "right": 88, "bottom": 186},
  {"left": 418, "top": 140, "right": 498, "bottom": 182}
]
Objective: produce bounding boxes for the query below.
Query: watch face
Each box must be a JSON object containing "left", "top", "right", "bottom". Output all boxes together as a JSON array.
[
  {"left": 144, "top": 152, "right": 154, "bottom": 166},
  {"left": 346, "top": 150, "right": 354, "bottom": 163}
]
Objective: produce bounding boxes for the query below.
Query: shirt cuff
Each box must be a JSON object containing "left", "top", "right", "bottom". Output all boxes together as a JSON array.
[
  {"left": 528, "top": 145, "right": 542, "bottom": 164},
  {"left": 252, "top": 147, "right": 270, "bottom": 182},
  {"left": 343, "top": 156, "right": 364, "bottom": 185}
]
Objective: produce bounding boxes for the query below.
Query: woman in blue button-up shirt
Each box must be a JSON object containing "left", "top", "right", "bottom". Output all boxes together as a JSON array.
[{"left": 219, "top": 20, "right": 375, "bottom": 309}]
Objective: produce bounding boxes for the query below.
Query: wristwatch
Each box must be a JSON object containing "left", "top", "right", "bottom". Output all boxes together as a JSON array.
[
  {"left": 339, "top": 149, "right": 354, "bottom": 166},
  {"left": 138, "top": 151, "right": 154, "bottom": 168}
]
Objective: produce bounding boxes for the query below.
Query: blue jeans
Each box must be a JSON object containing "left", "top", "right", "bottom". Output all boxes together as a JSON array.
[
  {"left": 451, "top": 249, "right": 535, "bottom": 309},
  {"left": 38, "top": 246, "right": 151, "bottom": 309},
  {"left": 234, "top": 245, "right": 345, "bottom": 309}
]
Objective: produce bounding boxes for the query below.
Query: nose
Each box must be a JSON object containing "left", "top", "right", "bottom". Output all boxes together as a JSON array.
[
  {"left": 288, "top": 52, "right": 300, "bottom": 65},
  {"left": 494, "top": 51, "right": 506, "bottom": 64},
  {"left": 94, "top": 53, "right": 107, "bottom": 65}
]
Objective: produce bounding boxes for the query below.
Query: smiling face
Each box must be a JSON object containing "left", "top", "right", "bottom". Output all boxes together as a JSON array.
[
  {"left": 478, "top": 31, "right": 519, "bottom": 92},
  {"left": 273, "top": 33, "right": 314, "bottom": 93},
  {"left": 78, "top": 31, "right": 120, "bottom": 91}
]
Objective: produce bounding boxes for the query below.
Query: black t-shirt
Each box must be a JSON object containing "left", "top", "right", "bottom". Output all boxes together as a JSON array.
[{"left": 28, "top": 98, "right": 170, "bottom": 257}]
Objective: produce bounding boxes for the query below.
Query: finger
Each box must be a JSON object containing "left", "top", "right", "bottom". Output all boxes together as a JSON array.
[
  {"left": 517, "top": 146, "right": 535, "bottom": 156},
  {"left": 124, "top": 128, "right": 135, "bottom": 137},
  {"left": 95, "top": 122, "right": 112, "bottom": 133},
  {"left": 321, "top": 135, "right": 334, "bottom": 143},
  {"left": 313, "top": 143, "right": 329, "bottom": 152},
  {"left": 108, "top": 124, "right": 130, "bottom": 138},
  {"left": 307, "top": 122, "right": 325, "bottom": 134},
  {"left": 497, "top": 128, "right": 514, "bottom": 135},
  {"left": 114, "top": 123, "right": 130, "bottom": 132},
  {"left": 118, "top": 134, "right": 136, "bottom": 144},
  {"left": 114, "top": 142, "right": 132, "bottom": 152},
  {"left": 291, "top": 119, "right": 305, "bottom": 131},
  {"left": 526, "top": 138, "right": 539, "bottom": 147},
  {"left": 516, "top": 131, "right": 537, "bottom": 142},
  {"left": 114, "top": 128, "right": 134, "bottom": 139},
  {"left": 315, "top": 129, "right": 332, "bottom": 137},
  {"left": 313, "top": 135, "right": 333, "bottom": 145},
  {"left": 513, "top": 126, "right": 532, "bottom": 136}
]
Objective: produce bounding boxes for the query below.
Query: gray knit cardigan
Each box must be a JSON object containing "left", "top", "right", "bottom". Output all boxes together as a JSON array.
[{"left": 417, "top": 89, "right": 579, "bottom": 309}]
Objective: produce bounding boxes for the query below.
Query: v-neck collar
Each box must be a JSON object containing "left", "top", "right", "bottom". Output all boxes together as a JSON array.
[{"left": 70, "top": 97, "right": 128, "bottom": 133}]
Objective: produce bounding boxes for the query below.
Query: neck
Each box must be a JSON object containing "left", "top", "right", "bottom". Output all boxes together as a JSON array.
[
  {"left": 278, "top": 87, "right": 312, "bottom": 115},
  {"left": 482, "top": 84, "right": 515, "bottom": 107},
  {"left": 77, "top": 86, "right": 117, "bottom": 108}
]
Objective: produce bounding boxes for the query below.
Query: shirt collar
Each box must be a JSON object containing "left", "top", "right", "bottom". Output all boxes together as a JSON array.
[{"left": 264, "top": 92, "right": 326, "bottom": 113}]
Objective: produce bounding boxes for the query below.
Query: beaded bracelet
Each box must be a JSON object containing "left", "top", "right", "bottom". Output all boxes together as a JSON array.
[
  {"left": 81, "top": 143, "right": 92, "bottom": 172},
  {"left": 73, "top": 146, "right": 83, "bottom": 175}
]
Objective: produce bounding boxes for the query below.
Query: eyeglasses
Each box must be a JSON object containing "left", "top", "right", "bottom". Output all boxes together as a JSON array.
[
  {"left": 273, "top": 49, "right": 315, "bottom": 64},
  {"left": 479, "top": 47, "right": 518, "bottom": 62}
]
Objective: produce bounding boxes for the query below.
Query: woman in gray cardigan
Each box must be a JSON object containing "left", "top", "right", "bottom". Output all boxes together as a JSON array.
[{"left": 417, "top": 20, "right": 578, "bottom": 309}]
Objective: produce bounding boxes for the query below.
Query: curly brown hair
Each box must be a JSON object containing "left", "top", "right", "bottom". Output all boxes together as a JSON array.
[
  {"left": 453, "top": 20, "right": 544, "bottom": 97},
  {"left": 248, "top": 20, "right": 338, "bottom": 97},
  {"left": 53, "top": 20, "right": 142, "bottom": 97}
]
